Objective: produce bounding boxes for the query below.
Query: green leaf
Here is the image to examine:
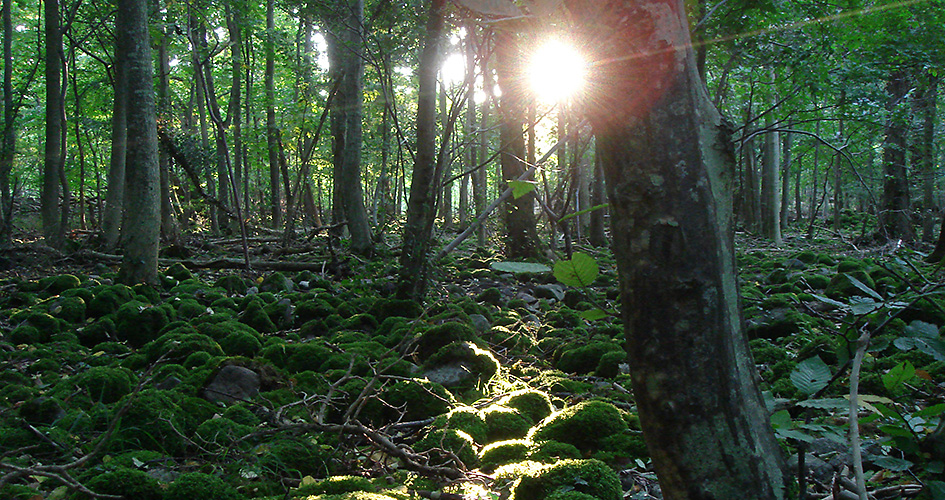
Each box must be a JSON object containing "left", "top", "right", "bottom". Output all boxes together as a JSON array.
[
  {"left": 871, "top": 456, "right": 913, "bottom": 471},
  {"left": 790, "top": 356, "right": 832, "bottom": 396},
  {"left": 810, "top": 294, "right": 848, "bottom": 310},
  {"left": 849, "top": 297, "right": 882, "bottom": 315},
  {"left": 893, "top": 336, "right": 945, "bottom": 361},
  {"left": 559, "top": 203, "right": 610, "bottom": 224},
  {"left": 904, "top": 320, "right": 939, "bottom": 338},
  {"left": 579, "top": 308, "right": 611, "bottom": 321},
  {"left": 878, "top": 424, "right": 913, "bottom": 439},
  {"left": 929, "top": 480, "right": 945, "bottom": 500},
  {"left": 775, "top": 428, "right": 816, "bottom": 443},
  {"left": 913, "top": 403, "right": 945, "bottom": 418},
  {"left": 553, "top": 252, "right": 599, "bottom": 287},
  {"left": 845, "top": 274, "right": 884, "bottom": 301},
  {"left": 490, "top": 261, "right": 551, "bottom": 274},
  {"left": 797, "top": 398, "right": 849, "bottom": 410},
  {"left": 770, "top": 409, "right": 792, "bottom": 429},
  {"left": 508, "top": 180, "right": 537, "bottom": 199},
  {"left": 882, "top": 361, "right": 915, "bottom": 392}
]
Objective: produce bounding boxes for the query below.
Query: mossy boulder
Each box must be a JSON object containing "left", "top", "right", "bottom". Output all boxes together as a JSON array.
[
  {"left": 477, "top": 287, "right": 503, "bottom": 305},
  {"left": 9, "top": 325, "right": 46, "bottom": 344},
  {"left": 479, "top": 439, "right": 530, "bottom": 471},
  {"left": 76, "top": 366, "right": 135, "bottom": 403},
  {"left": 165, "top": 472, "right": 245, "bottom": 500},
  {"left": 239, "top": 297, "right": 278, "bottom": 334},
  {"left": 304, "top": 476, "right": 376, "bottom": 496},
  {"left": 825, "top": 271, "right": 876, "bottom": 300},
  {"left": 78, "top": 318, "right": 116, "bottom": 347},
  {"left": 18, "top": 396, "right": 64, "bottom": 424},
  {"left": 510, "top": 459, "right": 621, "bottom": 500},
  {"left": 220, "top": 329, "right": 263, "bottom": 357},
  {"left": 423, "top": 341, "right": 499, "bottom": 389},
  {"left": 88, "top": 284, "right": 135, "bottom": 317},
  {"left": 145, "top": 330, "right": 224, "bottom": 363},
  {"left": 411, "top": 322, "right": 477, "bottom": 359},
  {"left": 484, "top": 405, "right": 534, "bottom": 442},
  {"left": 165, "top": 262, "right": 194, "bottom": 281},
  {"left": 39, "top": 274, "right": 81, "bottom": 295},
  {"left": 112, "top": 389, "right": 188, "bottom": 455},
  {"left": 369, "top": 298, "right": 424, "bottom": 320},
  {"left": 556, "top": 342, "right": 623, "bottom": 374},
  {"left": 260, "top": 437, "right": 331, "bottom": 478},
  {"left": 115, "top": 300, "right": 172, "bottom": 348},
  {"left": 47, "top": 295, "right": 86, "bottom": 324},
  {"left": 435, "top": 406, "right": 488, "bottom": 444},
  {"left": 78, "top": 466, "right": 163, "bottom": 500},
  {"left": 379, "top": 379, "right": 454, "bottom": 422},
  {"left": 194, "top": 417, "right": 254, "bottom": 450},
  {"left": 214, "top": 274, "right": 250, "bottom": 295},
  {"left": 260, "top": 272, "right": 294, "bottom": 293},
  {"left": 415, "top": 428, "right": 479, "bottom": 468},
  {"left": 497, "top": 390, "right": 554, "bottom": 424},
  {"left": 528, "top": 400, "right": 628, "bottom": 452},
  {"left": 528, "top": 440, "right": 582, "bottom": 462}
]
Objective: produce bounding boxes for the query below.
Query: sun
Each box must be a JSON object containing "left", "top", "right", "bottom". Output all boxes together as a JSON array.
[{"left": 528, "top": 38, "right": 587, "bottom": 103}]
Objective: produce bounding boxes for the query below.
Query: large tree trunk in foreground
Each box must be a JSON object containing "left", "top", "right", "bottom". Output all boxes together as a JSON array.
[
  {"left": 43, "top": 0, "right": 65, "bottom": 248},
  {"left": 397, "top": 0, "right": 446, "bottom": 301},
  {"left": 117, "top": 0, "right": 160, "bottom": 284},
  {"left": 567, "top": 1, "right": 789, "bottom": 498},
  {"left": 0, "top": 0, "right": 14, "bottom": 247}
]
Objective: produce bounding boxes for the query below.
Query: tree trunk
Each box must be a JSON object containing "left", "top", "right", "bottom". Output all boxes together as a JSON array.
[
  {"left": 741, "top": 136, "right": 760, "bottom": 230},
  {"left": 43, "top": 0, "right": 65, "bottom": 248},
  {"left": 327, "top": 0, "right": 373, "bottom": 255},
  {"left": 265, "top": 0, "right": 281, "bottom": 228},
  {"left": 396, "top": 0, "right": 446, "bottom": 301},
  {"left": 156, "top": 11, "right": 179, "bottom": 243},
  {"left": 495, "top": 31, "right": 542, "bottom": 259},
  {"left": 781, "top": 126, "right": 793, "bottom": 228},
  {"left": 588, "top": 146, "right": 607, "bottom": 247},
  {"left": 475, "top": 40, "right": 492, "bottom": 248},
  {"left": 876, "top": 70, "right": 914, "bottom": 243},
  {"left": 1, "top": 0, "right": 15, "bottom": 247},
  {"left": 760, "top": 116, "right": 782, "bottom": 244},
  {"left": 917, "top": 73, "right": 938, "bottom": 242},
  {"left": 117, "top": 0, "right": 160, "bottom": 284},
  {"left": 102, "top": 32, "right": 127, "bottom": 251},
  {"left": 567, "top": 1, "right": 790, "bottom": 498}
]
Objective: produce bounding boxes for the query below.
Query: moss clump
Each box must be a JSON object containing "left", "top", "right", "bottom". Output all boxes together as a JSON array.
[
  {"left": 76, "top": 366, "right": 135, "bottom": 403},
  {"left": 415, "top": 428, "right": 479, "bottom": 468},
  {"left": 175, "top": 298, "right": 206, "bottom": 319},
  {"left": 825, "top": 271, "right": 876, "bottom": 300},
  {"left": 424, "top": 341, "right": 500, "bottom": 389},
  {"left": 260, "top": 437, "right": 331, "bottom": 478},
  {"left": 479, "top": 439, "right": 530, "bottom": 472},
  {"left": 40, "top": 274, "right": 81, "bottom": 295},
  {"left": 47, "top": 295, "right": 86, "bottom": 324},
  {"left": 528, "top": 440, "right": 582, "bottom": 463},
  {"left": 528, "top": 400, "right": 628, "bottom": 452},
  {"left": 497, "top": 390, "right": 554, "bottom": 424},
  {"left": 115, "top": 300, "right": 172, "bottom": 348},
  {"left": 18, "top": 397, "right": 63, "bottom": 424},
  {"left": 145, "top": 331, "right": 224, "bottom": 363},
  {"left": 215, "top": 274, "right": 250, "bottom": 295},
  {"left": 260, "top": 272, "right": 294, "bottom": 293},
  {"left": 304, "top": 475, "right": 376, "bottom": 495},
  {"left": 112, "top": 389, "right": 188, "bottom": 455},
  {"left": 79, "top": 466, "right": 163, "bottom": 500},
  {"left": 165, "top": 262, "right": 194, "bottom": 281},
  {"left": 556, "top": 342, "right": 623, "bottom": 375},
  {"left": 194, "top": 417, "right": 254, "bottom": 450},
  {"left": 511, "top": 459, "right": 621, "bottom": 500},
  {"left": 239, "top": 297, "right": 277, "bottom": 334},
  {"left": 380, "top": 379, "right": 455, "bottom": 422},
  {"left": 0, "top": 485, "right": 42, "bottom": 500},
  {"left": 484, "top": 406, "right": 533, "bottom": 442},
  {"left": 369, "top": 298, "right": 424, "bottom": 320},
  {"left": 436, "top": 406, "right": 488, "bottom": 444},
  {"left": 594, "top": 350, "right": 626, "bottom": 378},
  {"left": 477, "top": 287, "right": 503, "bottom": 305},
  {"left": 88, "top": 284, "right": 135, "bottom": 317},
  {"left": 412, "top": 322, "right": 477, "bottom": 359},
  {"left": 283, "top": 341, "right": 333, "bottom": 373},
  {"left": 164, "top": 472, "right": 245, "bottom": 500},
  {"left": 9, "top": 325, "right": 45, "bottom": 344},
  {"left": 220, "top": 329, "right": 263, "bottom": 357},
  {"left": 77, "top": 318, "right": 116, "bottom": 347},
  {"left": 222, "top": 403, "right": 261, "bottom": 426}
]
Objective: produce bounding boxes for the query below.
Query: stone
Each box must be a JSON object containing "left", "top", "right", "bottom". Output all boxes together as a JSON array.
[
  {"left": 203, "top": 365, "right": 261, "bottom": 403},
  {"left": 469, "top": 314, "right": 491, "bottom": 334}
]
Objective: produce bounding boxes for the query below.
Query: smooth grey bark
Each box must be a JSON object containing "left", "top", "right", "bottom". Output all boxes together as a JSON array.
[
  {"left": 567, "top": 0, "right": 789, "bottom": 498},
  {"left": 760, "top": 114, "right": 782, "bottom": 244},
  {"left": 102, "top": 36, "right": 127, "bottom": 251},
  {"left": 265, "top": 0, "right": 281, "bottom": 228},
  {"left": 42, "top": 0, "right": 65, "bottom": 248},
  {"left": 117, "top": 0, "right": 160, "bottom": 284},
  {"left": 588, "top": 146, "right": 607, "bottom": 247},
  {"left": 396, "top": 0, "right": 447, "bottom": 301},
  {"left": 327, "top": 0, "right": 372, "bottom": 254},
  {"left": 780, "top": 125, "right": 793, "bottom": 229}
]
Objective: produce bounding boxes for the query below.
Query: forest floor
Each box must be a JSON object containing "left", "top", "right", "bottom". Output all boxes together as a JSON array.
[{"left": 1, "top": 216, "right": 944, "bottom": 500}]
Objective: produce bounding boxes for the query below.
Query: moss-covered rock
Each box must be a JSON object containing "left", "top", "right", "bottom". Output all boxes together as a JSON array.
[
  {"left": 145, "top": 330, "right": 224, "bottom": 363},
  {"left": 825, "top": 271, "right": 876, "bottom": 300},
  {"left": 194, "top": 417, "right": 254, "bottom": 450},
  {"left": 411, "top": 322, "right": 477, "bottom": 360},
  {"left": 165, "top": 472, "right": 245, "bottom": 500},
  {"left": 88, "top": 284, "right": 135, "bottom": 317},
  {"left": 215, "top": 274, "right": 250, "bottom": 295},
  {"left": 380, "top": 379, "right": 454, "bottom": 422},
  {"left": 78, "top": 466, "right": 163, "bottom": 500},
  {"left": 40, "top": 274, "right": 81, "bottom": 295},
  {"left": 556, "top": 341, "right": 623, "bottom": 374},
  {"left": 303, "top": 476, "right": 376, "bottom": 496},
  {"left": 76, "top": 366, "right": 135, "bottom": 403},
  {"left": 260, "top": 272, "right": 294, "bottom": 293},
  {"left": 414, "top": 428, "right": 479, "bottom": 468},
  {"left": 369, "top": 298, "right": 424, "bottom": 321},
  {"left": 479, "top": 439, "right": 530, "bottom": 471},
  {"left": 528, "top": 400, "right": 628, "bottom": 452},
  {"left": 497, "top": 390, "right": 554, "bottom": 424},
  {"left": 260, "top": 437, "right": 331, "bottom": 478},
  {"left": 165, "top": 262, "right": 194, "bottom": 281},
  {"left": 115, "top": 300, "right": 172, "bottom": 348},
  {"left": 435, "top": 406, "right": 488, "bottom": 444},
  {"left": 528, "top": 440, "right": 582, "bottom": 462},
  {"left": 511, "top": 459, "right": 621, "bottom": 500},
  {"left": 484, "top": 405, "right": 533, "bottom": 442},
  {"left": 423, "top": 341, "right": 499, "bottom": 389},
  {"left": 239, "top": 297, "right": 278, "bottom": 334},
  {"left": 112, "top": 389, "right": 188, "bottom": 455}
]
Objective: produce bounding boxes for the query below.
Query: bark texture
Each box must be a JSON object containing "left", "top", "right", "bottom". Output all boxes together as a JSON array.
[
  {"left": 117, "top": 0, "right": 160, "bottom": 284},
  {"left": 566, "top": 1, "right": 789, "bottom": 498},
  {"left": 42, "top": 0, "right": 65, "bottom": 248},
  {"left": 876, "top": 70, "right": 914, "bottom": 243}
]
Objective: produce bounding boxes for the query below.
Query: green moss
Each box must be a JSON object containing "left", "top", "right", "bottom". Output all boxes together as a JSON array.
[
  {"left": 239, "top": 297, "right": 277, "bottom": 334},
  {"left": 595, "top": 351, "right": 625, "bottom": 378},
  {"left": 531, "top": 370, "right": 593, "bottom": 394},
  {"left": 484, "top": 325, "right": 535, "bottom": 353},
  {"left": 369, "top": 298, "right": 424, "bottom": 320},
  {"left": 87, "top": 284, "right": 135, "bottom": 317},
  {"left": 305, "top": 475, "right": 376, "bottom": 495},
  {"left": 825, "top": 271, "right": 876, "bottom": 300},
  {"left": 18, "top": 397, "right": 63, "bottom": 424},
  {"left": 380, "top": 379, "right": 455, "bottom": 422},
  {"left": 0, "top": 484, "right": 42, "bottom": 500},
  {"left": 511, "top": 459, "right": 620, "bottom": 500},
  {"left": 76, "top": 366, "right": 135, "bottom": 403},
  {"left": 260, "top": 272, "right": 294, "bottom": 293},
  {"left": 215, "top": 274, "right": 250, "bottom": 295},
  {"left": 556, "top": 342, "right": 623, "bottom": 374},
  {"left": 484, "top": 405, "right": 534, "bottom": 442},
  {"left": 115, "top": 300, "right": 171, "bottom": 348},
  {"left": 528, "top": 400, "right": 628, "bottom": 452},
  {"left": 165, "top": 262, "right": 194, "bottom": 281},
  {"left": 145, "top": 331, "right": 224, "bottom": 363},
  {"left": 222, "top": 403, "right": 261, "bottom": 426},
  {"left": 77, "top": 318, "right": 116, "bottom": 347},
  {"left": 220, "top": 329, "right": 263, "bottom": 357},
  {"left": 47, "top": 295, "right": 86, "bottom": 323},
  {"left": 424, "top": 341, "right": 500, "bottom": 389},
  {"left": 78, "top": 466, "right": 163, "bottom": 500},
  {"left": 436, "top": 406, "right": 488, "bottom": 444},
  {"left": 9, "top": 325, "right": 45, "bottom": 344},
  {"left": 594, "top": 432, "right": 648, "bottom": 464},
  {"left": 283, "top": 341, "right": 333, "bottom": 373},
  {"left": 40, "top": 274, "right": 81, "bottom": 294},
  {"left": 476, "top": 287, "right": 503, "bottom": 305},
  {"left": 479, "top": 439, "right": 530, "bottom": 471},
  {"left": 415, "top": 428, "right": 479, "bottom": 468},
  {"left": 528, "top": 440, "right": 582, "bottom": 462},
  {"left": 497, "top": 390, "right": 554, "bottom": 424},
  {"left": 165, "top": 472, "right": 245, "bottom": 500},
  {"left": 546, "top": 308, "right": 582, "bottom": 328},
  {"left": 260, "top": 437, "right": 331, "bottom": 478},
  {"left": 412, "top": 322, "right": 477, "bottom": 359},
  {"left": 195, "top": 417, "right": 254, "bottom": 450},
  {"left": 112, "top": 389, "right": 188, "bottom": 455}
]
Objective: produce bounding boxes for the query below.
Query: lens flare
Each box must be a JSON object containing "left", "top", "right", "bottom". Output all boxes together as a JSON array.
[{"left": 528, "top": 38, "right": 587, "bottom": 103}]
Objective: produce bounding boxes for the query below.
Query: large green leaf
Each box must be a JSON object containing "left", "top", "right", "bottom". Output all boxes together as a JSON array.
[
  {"left": 872, "top": 456, "right": 913, "bottom": 472},
  {"left": 790, "top": 356, "right": 832, "bottom": 396},
  {"left": 882, "top": 360, "right": 915, "bottom": 392},
  {"left": 553, "top": 252, "right": 599, "bottom": 287},
  {"left": 490, "top": 261, "right": 551, "bottom": 274},
  {"left": 894, "top": 320, "right": 945, "bottom": 361},
  {"left": 508, "top": 180, "right": 537, "bottom": 199}
]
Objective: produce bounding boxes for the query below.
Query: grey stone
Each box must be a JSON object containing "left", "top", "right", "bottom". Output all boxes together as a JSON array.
[
  {"left": 534, "top": 284, "right": 565, "bottom": 300},
  {"left": 470, "top": 314, "right": 491, "bottom": 334},
  {"left": 203, "top": 365, "right": 261, "bottom": 403}
]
